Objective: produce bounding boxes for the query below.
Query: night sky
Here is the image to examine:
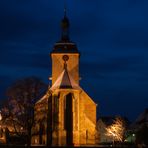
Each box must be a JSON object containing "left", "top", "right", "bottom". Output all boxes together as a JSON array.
[{"left": 0, "top": 0, "right": 148, "bottom": 122}]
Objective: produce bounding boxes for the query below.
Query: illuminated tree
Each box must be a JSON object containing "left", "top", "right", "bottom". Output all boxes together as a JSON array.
[
  {"left": 105, "top": 117, "right": 125, "bottom": 143},
  {"left": 1, "top": 77, "right": 47, "bottom": 145}
]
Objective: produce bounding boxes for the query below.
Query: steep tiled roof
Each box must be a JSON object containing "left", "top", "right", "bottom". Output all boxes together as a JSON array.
[{"left": 50, "top": 65, "right": 81, "bottom": 91}]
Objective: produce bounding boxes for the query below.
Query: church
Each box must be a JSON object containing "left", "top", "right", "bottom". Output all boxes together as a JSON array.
[{"left": 31, "top": 10, "right": 97, "bottom": 146}]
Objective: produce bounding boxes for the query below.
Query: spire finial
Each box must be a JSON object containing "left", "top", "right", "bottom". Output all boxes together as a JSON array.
[{"left": 61, "top": 0, "right": 70, "bottom": 41}]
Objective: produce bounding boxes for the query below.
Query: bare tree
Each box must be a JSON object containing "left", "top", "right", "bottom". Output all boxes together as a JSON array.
[
  {"left": 1, "top": 77, "right": 47, "bottom": 146},
  {"left": 105, "top": 117, "right": 125, "bottom": 144}
]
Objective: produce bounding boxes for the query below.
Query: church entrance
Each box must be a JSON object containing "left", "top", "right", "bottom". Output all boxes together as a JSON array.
[{"left": 65, "top": 93, "right": 73, "bottom": 145}]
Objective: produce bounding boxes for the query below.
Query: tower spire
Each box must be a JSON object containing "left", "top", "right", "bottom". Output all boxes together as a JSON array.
[{"left": 61, "top": 0, "right": 70, "bottom": 42}]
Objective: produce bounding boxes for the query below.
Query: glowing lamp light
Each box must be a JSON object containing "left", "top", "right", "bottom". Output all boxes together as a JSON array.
[{"left": 0, "top": 111, "right": 2, "bottom": 121}]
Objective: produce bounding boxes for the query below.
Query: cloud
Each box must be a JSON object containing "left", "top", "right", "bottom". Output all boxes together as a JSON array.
[
  {"left": 112, "top": 27, "right": 148, "bottom": 49},
  {"left": 81, "top": 54, "right": 145, "bottom": 75}
]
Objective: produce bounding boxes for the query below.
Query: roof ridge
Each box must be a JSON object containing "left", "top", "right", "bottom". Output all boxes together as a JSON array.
[{"left": 50, "top": 68, "right": 81, "bottom": 91}]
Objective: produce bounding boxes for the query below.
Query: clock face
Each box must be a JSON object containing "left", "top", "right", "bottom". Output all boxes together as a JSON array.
[{"left": 62, "top": 55, "right": 69, "bottom": 62}]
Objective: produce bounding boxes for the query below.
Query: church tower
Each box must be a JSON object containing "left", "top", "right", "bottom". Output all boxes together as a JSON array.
[
  {"left": 51, "top": 9, "right": 80, "bottom": 85},
  {"left": 32, "top": 9, "right": 97, "bottom": 146}
]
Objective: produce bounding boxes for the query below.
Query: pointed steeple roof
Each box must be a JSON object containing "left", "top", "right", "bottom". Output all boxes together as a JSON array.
[
  {"left": 59, "top": 67, "right": 72, "bottom": 89},
  {"left": 61, "top": 6, "right": 70, "bottom": 42},
  {"left": 50, "top": 5, "right": 79, "bottom": 54},
  {"left": 50, "top": 64, "right": 80, "bottom": 91}
]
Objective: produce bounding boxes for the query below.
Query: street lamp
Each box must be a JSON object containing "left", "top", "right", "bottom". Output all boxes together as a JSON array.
[{"left": 132, "top": 133, "right": 135, "bottom": 143}]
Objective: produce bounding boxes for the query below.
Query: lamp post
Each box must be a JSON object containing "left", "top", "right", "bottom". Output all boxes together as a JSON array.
[{"left": 132, "top": 133, "right": 135, "bottom": 143}]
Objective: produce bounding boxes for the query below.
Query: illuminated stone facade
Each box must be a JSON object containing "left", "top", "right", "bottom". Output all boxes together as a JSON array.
[{"left": 32, "top": 12, "right": 97, "bottom": 146}]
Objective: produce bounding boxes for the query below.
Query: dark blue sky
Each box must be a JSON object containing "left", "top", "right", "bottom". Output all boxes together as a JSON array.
[{"left": 0, "top": 0, "right": 148, "bottom": 121}]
